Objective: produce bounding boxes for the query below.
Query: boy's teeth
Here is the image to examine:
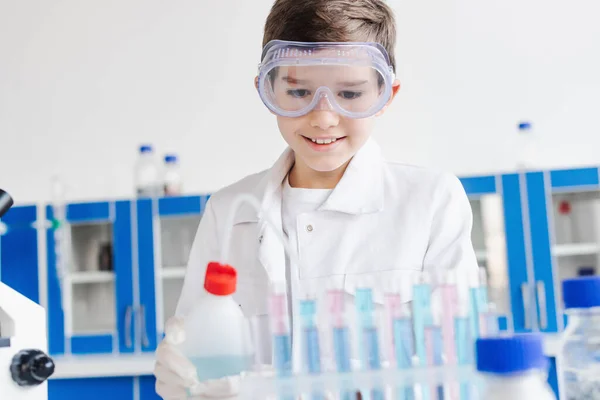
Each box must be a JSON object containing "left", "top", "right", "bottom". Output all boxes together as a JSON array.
[{"left": 310, "top": 137, "right": 337, "bottom": 144}]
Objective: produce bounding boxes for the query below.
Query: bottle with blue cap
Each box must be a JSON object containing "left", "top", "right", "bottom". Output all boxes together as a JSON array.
[
  {"left": 560, "top": 276, "right": 600, "bottom": 399},
  {"left": 134, "top": 144, "right": 163, "bottom": 198},
  {"left": 163, "top": 154, "right": 182, "bottom": 196},
  {"left": 476, "top": 334, "right": 555, "bottom": 399}
]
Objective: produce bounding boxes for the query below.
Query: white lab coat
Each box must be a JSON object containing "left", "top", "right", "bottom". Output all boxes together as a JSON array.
[{"left": 175, "top": 138, "right": 478, "bottom": 363}]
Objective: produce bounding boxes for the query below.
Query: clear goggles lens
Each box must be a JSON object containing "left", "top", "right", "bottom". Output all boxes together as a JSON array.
[{"left": 258, "top": 41, "right": 394, "bottom": 119}]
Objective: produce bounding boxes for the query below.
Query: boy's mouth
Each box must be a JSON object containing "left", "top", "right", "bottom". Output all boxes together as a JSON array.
[
  {"left": 300, "top": 135, "right": 346, "bottom": 152},
  {"left": 301, "top": 135, "right": 346, "bottom": 145}
]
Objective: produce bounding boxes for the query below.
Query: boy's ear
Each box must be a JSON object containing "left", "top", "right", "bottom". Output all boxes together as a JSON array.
[
  {"left": 254, "top": 76, "right": 259, "bottom": 90},
  {"left": 391, "top": 79, "right": 401, "bottom": 98},
  {"left": 375, "top": 79, "right": 401, "bottom": 116}
]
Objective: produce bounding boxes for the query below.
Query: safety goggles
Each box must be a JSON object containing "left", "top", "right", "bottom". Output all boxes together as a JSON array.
[{"left": 257, "top": 40, "right": 395, "bottom": 119}]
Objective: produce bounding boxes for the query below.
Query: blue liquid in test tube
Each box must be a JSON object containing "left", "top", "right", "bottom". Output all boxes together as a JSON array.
[
  {"left": 333, "top": 327, "right": 351, "bottom": 372},
  {"left": 356, "top": 288, "right": 384, "bottom": 400},
  {"left": 269, "top": 290, "right": 294, "bottom": 400},
  {"left": 329, "top": 289, "right": 353, "bottom": 400},
  {"left": 455, "top": 315, "right": 472, "bottom": 400},
  {"left": 412, "top": 278, "right": 433, "bottom": 366},
  {"left": 300, "top": 299, "right": 324, "bottom": 400},
  {"left": 273, "top": 334, "right": 292, "bottom": 376},
  {"left": 469, "top": 268, "right": 490, "bottom": 338},
  {"left": 425, "top": 326, "right": 444, "bottom": 400},
  {"left": 393, "top": 317, "right": 415, "bottom": 400}
]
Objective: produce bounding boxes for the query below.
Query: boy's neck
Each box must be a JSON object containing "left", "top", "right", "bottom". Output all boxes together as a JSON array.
[{"left": 288, "top": 158, "right": 350, "bottom": 189}]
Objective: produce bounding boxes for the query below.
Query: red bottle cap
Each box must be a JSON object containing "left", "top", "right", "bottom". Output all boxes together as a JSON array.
[{"left": 204, "top": 262, "right": 237, "bottom": 296}]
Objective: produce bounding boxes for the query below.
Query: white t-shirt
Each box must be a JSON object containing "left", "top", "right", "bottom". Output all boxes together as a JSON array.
[{"left": 281, "top": 176, "right": 332, "bottom": 325}]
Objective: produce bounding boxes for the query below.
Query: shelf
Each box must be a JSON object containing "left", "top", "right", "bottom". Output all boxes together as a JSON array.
[
  {"left": 161, "top": 266, "right": 186, "bottom": 279},
  {"left": 552, "top": 243, "right": 600, "bottom": 257},
  {"left": 69, "top": 271, "right": 115, "bottom": 284}
]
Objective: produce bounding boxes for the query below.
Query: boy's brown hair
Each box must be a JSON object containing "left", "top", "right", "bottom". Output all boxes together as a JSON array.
[{"left": 262, "top": 0, "right": 397, "bottom": 72}]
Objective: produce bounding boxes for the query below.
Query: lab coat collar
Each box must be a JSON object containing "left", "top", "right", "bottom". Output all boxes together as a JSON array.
[{"left": 233, "top": 137, "right": 385, "bottom": 224}]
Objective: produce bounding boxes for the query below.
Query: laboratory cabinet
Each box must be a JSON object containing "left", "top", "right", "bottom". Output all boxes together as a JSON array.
[
  {"left": 525, "top": 167, "right": 600, "bottom": 334},
  {"left": 44, "top": 195, "right": 208, "bottom": 356},
  {"left": 45, "top": 200, "right": 135, "bottom": 355},
  {"left": 49, "top": 377, "right": 135, "bottom": 400},
  {"left": 48, "top": 376, "right": 161, "bottom": 400},
  {"left": 136, "top": 195, "right": 208, "bottom": 352},
  {"left": 0, "top": 204, "right": 40, "bottom": 304}
]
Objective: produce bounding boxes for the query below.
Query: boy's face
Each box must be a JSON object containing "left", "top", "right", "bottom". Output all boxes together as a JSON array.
[{"left": 258, "top": 64, "right": 400, "bottom": 173}]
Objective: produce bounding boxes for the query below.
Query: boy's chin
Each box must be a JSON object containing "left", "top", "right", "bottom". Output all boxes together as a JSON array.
[{"left": 302, "top": 155, "right": 351, "bottom": 173}]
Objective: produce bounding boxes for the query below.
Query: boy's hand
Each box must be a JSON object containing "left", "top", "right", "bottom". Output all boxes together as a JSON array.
[{"left": 154, "top": 316, "right": 241, "bottom": 399}]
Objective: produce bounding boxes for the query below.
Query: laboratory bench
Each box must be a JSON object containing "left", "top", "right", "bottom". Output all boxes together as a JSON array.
[{"left": 3, "top": 166, "right": 600, "bottom": 399}]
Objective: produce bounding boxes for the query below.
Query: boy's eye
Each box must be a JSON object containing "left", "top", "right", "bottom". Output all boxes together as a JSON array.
[
  {"left": 286, "top": 89, "right": 311, "bottom": 98},
  {"left": 339, "top": 91, "right": 363, "bottom": 100}
]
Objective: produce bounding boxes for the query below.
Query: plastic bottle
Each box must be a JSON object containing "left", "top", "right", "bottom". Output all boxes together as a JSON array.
[
  {"left": 561, "top": 276, "right": 600, "bottom": 399},
  {"left": 476, "top": 334, "right": 555, "bottom": 400},
  {"left": 163, "top": 154, "right": 182, "bottom": 196},
  {"left": 177, "top": 262, "right": 253, "bottom": 381},
  {"left": 134, "top": 144, "right": 162, "bottom": 197}
]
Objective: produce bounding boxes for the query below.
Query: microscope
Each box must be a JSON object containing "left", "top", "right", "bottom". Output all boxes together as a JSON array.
[{"left": 1, "top": 189, "right": 55, "bottom": 399}]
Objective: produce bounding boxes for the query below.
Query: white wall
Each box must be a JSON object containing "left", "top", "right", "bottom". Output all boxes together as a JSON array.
[{"left": 1, "top": 0, "right": 599, "bottom": 204}]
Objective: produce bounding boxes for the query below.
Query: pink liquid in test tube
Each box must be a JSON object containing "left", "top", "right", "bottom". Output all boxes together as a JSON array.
[
  {"left": 269, "top": 293, "right": 288, "bottom": 335},
  {"left": 439, "top": 283, "right": 458, "bottom": 365},
  {"left": 328, "top": 289, "right": 345, "bottom": 328},
  {"left": 385, "top": 293, "right": 402, "bottom": 363}
]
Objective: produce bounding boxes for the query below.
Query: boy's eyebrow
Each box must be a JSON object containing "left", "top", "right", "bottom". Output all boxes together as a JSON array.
[
  {"left": 282, "top": 75, "right": 308, "bottom": 85},
  {"left": 337, "top": 80, "right": 368, "bottom": 87},
  {"left": 282, "top": 75, "right": 369, "bottom": 87}
]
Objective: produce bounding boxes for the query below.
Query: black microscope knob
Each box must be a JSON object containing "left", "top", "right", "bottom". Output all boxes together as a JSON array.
[{"left": 10, "top": 349, "right": 55, "bottom": 386}]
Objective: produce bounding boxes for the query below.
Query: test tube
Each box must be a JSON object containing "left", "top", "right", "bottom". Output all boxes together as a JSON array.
[
  {"left": 300, "top": 298, "right": 324, "bottom": 400},
  {"left": 300, "top": 299, "right": 321, "bottom": 374},
  {"left": 269, "top": 284, "right": 292, "bottom": 377},
  {"left": 478, "top": 303, "right": 500, "bottom": 337},
  {"left": 469, "top": 267, "right": 489, "bottom": 338},
  {"left": 439, "top": 272, "right": 458, "bottom": 366},
  {"left": 269, "top": 284, "right": 295, "bottom": 400},
  {"left": 385, "top": 294, "right": 415, "bottom": 400},
  {"left": 412, "top": 272, "right": 433, "bottom": 366},
  {"left": 328, "top": 289, "right": 352, "bottom": 372},
  {"left": 425, "top": 325, "right": 444, "bottom": 399},
  {"left": 328, "top": 289, "right": 353, "bottom": 400},
  {"left": 356, "top": 288, "right": 384, "bottom": 400},
  {"left": 454, "top": 302, "right": 473, "bottom": 400}
]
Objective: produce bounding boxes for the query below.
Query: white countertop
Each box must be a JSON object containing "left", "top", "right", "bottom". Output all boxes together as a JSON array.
[
  {"left": 50, "top": 353, "right": 156, "bottom": 379},
  {"left": 49, "top": 333, "right": 564, "bottom": 380}
]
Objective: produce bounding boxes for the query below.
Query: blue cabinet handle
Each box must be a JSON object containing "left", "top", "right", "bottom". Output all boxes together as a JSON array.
[
  {"left": 521, "top": 283, "right": 532, "bottom": 330},
  {"left": 125, "top": 305, "right": 133, "bottom": 348},
  {"left": 536, "top": 281, "right": 548, "bottom": 330},
  {"left": 138, "top": 305, "right": 150, "bottom": 348}
]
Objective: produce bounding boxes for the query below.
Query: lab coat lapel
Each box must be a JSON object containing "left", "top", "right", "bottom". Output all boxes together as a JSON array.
[
  {"left": 319, "top": 138, "right": 385, "bottom": 214},
  {"left": 256, "top": 148, "right": 294, "bottom": 283},
  {"left": 253, "top": 138, "right": 385, "bottom": 282}
]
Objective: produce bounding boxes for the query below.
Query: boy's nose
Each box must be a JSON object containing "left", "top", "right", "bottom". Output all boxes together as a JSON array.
[
  {"left": 309, "top": 110, "right": 340, "bottom": 130},
  {"left": 309, "top": 93, "right": 340, "bottom": 129}
]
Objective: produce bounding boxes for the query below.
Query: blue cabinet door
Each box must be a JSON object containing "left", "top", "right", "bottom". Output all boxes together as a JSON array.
[
  {"left": 526, "top": 167, "right": 600, "bottom": 334},
  {"left": 140, "top": 375, "right": 162, "bottom": 400},
  {"left": 137, "top": 198, "right": 158, "bottom": 352},
  {"left": 49, "top": 377, "right": 134, "bottom": 400},
  {"left": 525, "top": 171, "right": 562, "bottom": 334},
  {"left": 0, "top": 205, "right": 39, "bottom": 303},
  {"left": 138, "top": 195, "right": 208, "bottom": 352},
  {"left": 460, "top": 174, "right": 535, "bottom": 333},
  {"left": 46, "top": 201, "right": 134, "bottom": 355},
  {"left": 501, "top": 173, "right": 537, "bottom": 332}
]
